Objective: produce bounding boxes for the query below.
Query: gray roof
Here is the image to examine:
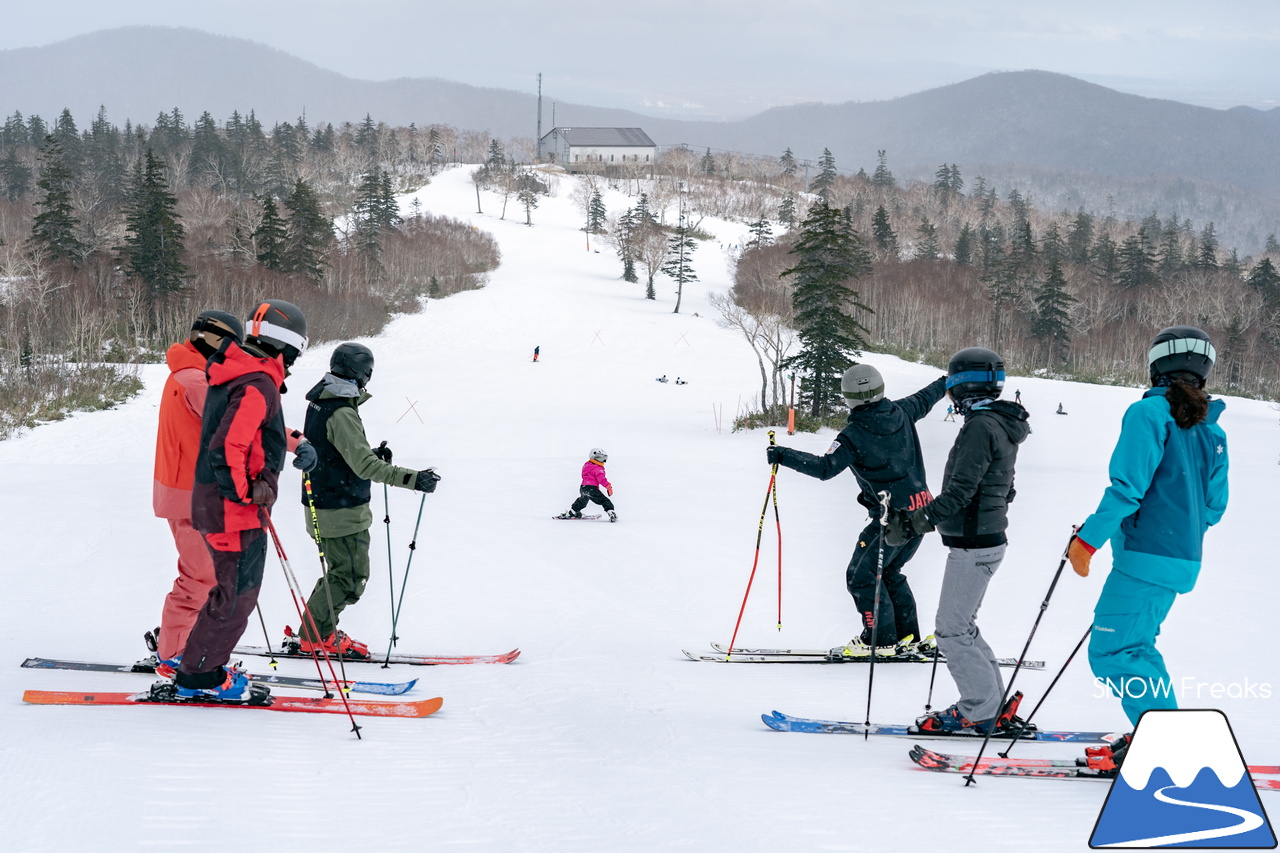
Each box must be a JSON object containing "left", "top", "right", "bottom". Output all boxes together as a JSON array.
[{"left": 548, "top": 127, "right": 656, "bottom": 147}]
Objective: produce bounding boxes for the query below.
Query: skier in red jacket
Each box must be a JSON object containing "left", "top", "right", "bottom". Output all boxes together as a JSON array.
[{"left": 172, "top": 300, "right": 309, "bottom": 701}]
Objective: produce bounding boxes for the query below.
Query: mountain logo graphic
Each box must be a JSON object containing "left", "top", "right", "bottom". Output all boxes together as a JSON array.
[{"left": 1090, "top": 709, "right": 1276, "bottom": 848}]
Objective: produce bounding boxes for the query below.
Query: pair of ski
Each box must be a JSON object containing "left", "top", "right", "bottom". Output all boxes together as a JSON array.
[
  {"left": 20, "top": 646, "right": 519, "bottom": 718},
  {"left": 909, "top": 746, "right": 1280, "bottom": 792},
  {"left": 687, "top": 642, "right": 1045, "bottom": 670},
  {"left": 763, "top": 711, "right": 1280, "bottom": 792}
]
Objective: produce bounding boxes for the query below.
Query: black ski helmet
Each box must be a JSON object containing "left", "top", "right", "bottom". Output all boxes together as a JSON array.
[
  {"left": 1148, "top": 325, "right": 1215, "bottom": 387},
  {"left": 245, "top": 299, "right": 308, "bottom": 366},
  {"left": 189, "top": 309, "right": 243, "bottom": 357},
  {"left": 330, "top": 342, "right": 374, "bottom": 388},
  {"left": 946, "top": 347, "right": 1005, "bottom": 402}
]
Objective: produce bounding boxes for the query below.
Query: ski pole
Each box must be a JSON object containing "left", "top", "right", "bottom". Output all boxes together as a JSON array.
[
  {"left": 383, "top": 493, "right": 427, "bottom": 668},
  {"left": 254, "top": 604, "right": 279, "bottom": 669},
  {"left": 381, "top": 458, "right": 396, "bottom": 637},
  {"left": 724, "top": 430, "right": 780, "bottom": 660},
  {"left": 997, "top": 623, "right": 1092, "bottom": 759},
  {"left": 303, "top": 474, "right": 350, "bottom": 687},
  {"left": 923, "top": 636, "right": 943, "bottom": 711},
  {"left": 962, "top": 531, "right": 1076, "bottom": 785},
  {"left": 261, "top": 512, "right": 363, "bottom": 738},
  {"left": 863, "top": 490, "right": 891, "bottom": 740}
]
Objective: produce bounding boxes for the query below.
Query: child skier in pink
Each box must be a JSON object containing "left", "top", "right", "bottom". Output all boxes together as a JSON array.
[{"left": 558, "top": 447, "right": 616, "bottom": 522}]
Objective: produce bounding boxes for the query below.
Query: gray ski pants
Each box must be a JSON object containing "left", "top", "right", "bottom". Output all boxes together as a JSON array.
[{"left": 935, "top": 543, "right": 1006, "bottom": 723}]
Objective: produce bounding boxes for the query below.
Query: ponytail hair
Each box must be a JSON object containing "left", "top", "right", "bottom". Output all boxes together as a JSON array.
[{"left": 1157, "top": 372, "right": 1209, "bottom": 429}]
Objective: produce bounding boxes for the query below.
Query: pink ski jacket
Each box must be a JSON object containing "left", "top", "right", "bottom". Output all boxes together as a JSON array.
[{"left": 581, "top": 459, "right": 611, "bottom": 489}]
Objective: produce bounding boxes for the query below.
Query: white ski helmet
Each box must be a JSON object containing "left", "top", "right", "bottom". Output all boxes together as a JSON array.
[
  {"left": 840, "top": 363, "right": 885, "bottom": 409},
  {"left": 590, "top": 447, "right": 608, "bottom": 463}
]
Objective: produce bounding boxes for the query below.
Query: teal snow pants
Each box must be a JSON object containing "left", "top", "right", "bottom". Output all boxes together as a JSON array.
[{"left": 1088, "top": 569, "right": 1179, "bottom": 727}]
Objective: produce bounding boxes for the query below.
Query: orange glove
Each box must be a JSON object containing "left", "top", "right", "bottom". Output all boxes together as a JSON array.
[
  {"left": 1068, "top": 536, "right": 1096, "bottom": 577},
  {"left": 606, "top": 485, "right": 614, "bottom": 497}
]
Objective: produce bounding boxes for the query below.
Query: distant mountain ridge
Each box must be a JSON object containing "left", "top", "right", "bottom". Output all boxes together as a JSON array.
[{"left": 5, "top": 26, "right": 1280, "bottom": 250}]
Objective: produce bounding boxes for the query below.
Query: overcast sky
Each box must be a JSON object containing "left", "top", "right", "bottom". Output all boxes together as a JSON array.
[{"left": 7, "top": 1, "right": 1280, "bottom": 118}]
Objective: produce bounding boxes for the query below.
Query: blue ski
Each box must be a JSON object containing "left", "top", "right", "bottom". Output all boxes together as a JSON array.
[{"left": 762, "top": 710, "right": 1123, "bottom": 744}]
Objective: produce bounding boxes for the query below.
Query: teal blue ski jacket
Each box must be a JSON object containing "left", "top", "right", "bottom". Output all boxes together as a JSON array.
[{"left": 1077, "top": 387, "right": 1228, "bottom": 594}]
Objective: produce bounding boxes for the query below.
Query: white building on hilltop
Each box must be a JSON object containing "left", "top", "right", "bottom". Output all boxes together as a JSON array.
[{"left": 537, "top": 127, "right": 657, "bottom": 172}]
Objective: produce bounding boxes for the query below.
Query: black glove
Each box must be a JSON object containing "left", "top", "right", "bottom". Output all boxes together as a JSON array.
[
  {"left": 292, "top": 440, "right": 318, "bottom": 472},
  {"left": 884, "top": 507, "right": 934, "bottom": 547},
  {"left": 414, "top": 468, "right": 441, "bottom": 493},
  {"left": 249, "top": 478, "right": 276, "bottom": 507},
  {"left": 373, "top": 441, "right": 393, "bottom": 464},
  {"left": 766, "top": 446, "right": 786, "bottom": 466}
]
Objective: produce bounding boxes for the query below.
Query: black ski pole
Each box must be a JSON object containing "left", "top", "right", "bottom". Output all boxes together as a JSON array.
[
  {"left": 383, "top": 493, "right": 427, "bottom": 668},
  {"left": 383, "top": 485, "right": 396, "bottom": 631},
  {"left": 962, "top": 531, "right": 1076, "bottom": 785},
  {"left": 863, "top": 490, "right": 891, "bottom": 741},
  {"left": 923, "top": 636, "right": 943, "bottom": 711},
  {"left": 254, "top": 604, "right": 279, "bottom": 670},
  {"left": 998, "top": 623, "right": 1092, "bottom": 759},
  {"left": 303, "top": 474, "right": 350, "bottom": 688}
]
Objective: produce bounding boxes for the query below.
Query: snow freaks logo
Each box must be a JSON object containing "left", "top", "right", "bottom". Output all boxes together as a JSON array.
[{"left": 1089, "top": 709, "right": 1276, "bottom": 848}]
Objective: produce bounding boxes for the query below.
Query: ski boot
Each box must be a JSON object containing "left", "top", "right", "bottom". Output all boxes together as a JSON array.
[
  {"left": 608, "top": 511, "right": 617, "bottom": 523},
  {"left": 899, "top": 634, "right": 939, "bottom": 660},
  {"left": 154, "top": 654, "right": 182, "bottom": 679},
  {"left": 287, "top": 626, "right": 371, "bottom": 660},
  {"left": 914, "top": 704, "right": 988, "bottom": 734},
  {"left": 164, "top": 665, "right": 270, "bottom": 704},
  {"left": 556, "top": 509, "right": 583, "bottom": 520},
  {"left": 834, "top": 629, "right": 899, "bottom": 659}
]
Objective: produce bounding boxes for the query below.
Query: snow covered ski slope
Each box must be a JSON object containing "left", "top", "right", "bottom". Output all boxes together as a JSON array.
[{"left": 2, "top": 165, "right": 1277, "bottom": 852}]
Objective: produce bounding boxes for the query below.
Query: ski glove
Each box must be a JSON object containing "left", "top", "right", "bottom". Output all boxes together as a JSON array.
[
  {"left": 292, "top": 440, "right": 318, "bottom": 473},
  {"left": 249, "top": 478, "right": 276, "bottom": 507},
  {"left": 884, "top": 507, "right": 934, "bottom": 547},
  {"left": 1068, "top": 535, "right": 1096, "bottom": 577},
  {"left": 606, "top": 485, "right": 614, "bottom": 497},
  {"left": 414, "top": 468, "right": 441, "bottom": 493},
  {"left": 766, "top": 445, "right": 786, "bottom": 466},
  {"left": 372, "top": 441, "right": 393, "bottom": 464}
]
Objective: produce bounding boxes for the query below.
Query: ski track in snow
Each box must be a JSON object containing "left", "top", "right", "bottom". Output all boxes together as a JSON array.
[{"left": 1, "top": 165, "right": 1276, "bottom": 852}]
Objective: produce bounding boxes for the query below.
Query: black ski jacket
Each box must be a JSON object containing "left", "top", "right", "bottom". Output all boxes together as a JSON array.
[
  {"left": 924, "top": 400, "right": 1031, "bottom": 548},
  {"left": 773, "top": 377, "right": 946, "bottom": 515}
]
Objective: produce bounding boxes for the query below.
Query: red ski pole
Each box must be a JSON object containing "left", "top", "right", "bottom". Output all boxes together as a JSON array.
[
  {"left": 772, "top": 435, "right": 783, "bottom": 631},
  {"left": 725, "top": 431, "right": 780, "bottom": 660},
  {"left": 262, "top": 513, "right": 364, "bottom": 738}
]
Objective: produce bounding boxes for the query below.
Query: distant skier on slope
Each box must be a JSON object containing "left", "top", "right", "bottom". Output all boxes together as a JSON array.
[
  {"left": 170, "top": 300, "right": 309, "bottom": 701},
  {"left": 886, "top": 347, "right": 1031, "bottom": 733},
  {"left": 287, "top": 343, "right": 440, "bottom": 659},
  {"left": 149, "top": 310, "right": 317, "bottom": 679},
  {"left": 767, "top": 364, "right": 946, "bottom": 657},
  {"left": 557, "top": 448, "right": 616, "bottom": 522},
  {"left": 1069, "top": 326, "right": 1227, "bottom": 775}
]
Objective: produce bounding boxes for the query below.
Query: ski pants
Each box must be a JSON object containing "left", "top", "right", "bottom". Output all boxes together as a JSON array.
[
  {"left": 157, "top": 516, "right": 218, "bottom": 661},
  {"left": 846, "top": 522, "right": 922, "bottom": 645},
  {"left": 1088, "top": 569, "right": 1179, "bottom": 727},
  {"left": 176, "top": 527, "right": 267, "bottom": 687},
  {"left": 571, "top": 485, "right": 614, "bottom": 514},
  {"left": 299, "top": 530, "right": 371, "bottom": 642},
  {"left": 935, "top": 544, "right": 1006, "bottom": 723}
]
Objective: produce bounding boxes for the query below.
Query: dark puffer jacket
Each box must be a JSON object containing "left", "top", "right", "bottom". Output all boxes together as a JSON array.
[
  {"left": 773, "top": 377, "right": 946, "bottom": 514},
  {"left": 924, "top": 400, "right": 1031, "bottom": 548}
]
